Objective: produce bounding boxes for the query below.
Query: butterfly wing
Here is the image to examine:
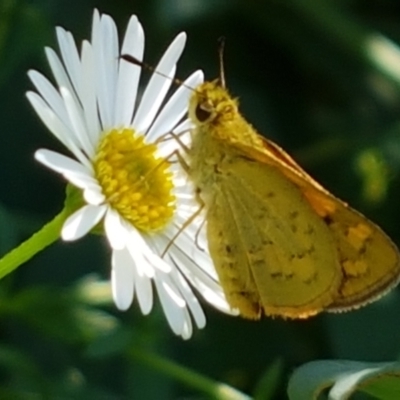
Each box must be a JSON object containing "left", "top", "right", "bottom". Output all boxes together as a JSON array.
[
  {"left": 300, "top": 184, "right": 400, "bottom": 311},
  {"left": 206, "top": 151, "right": 343, "bottom": 319},
  {"left": 233, "top": 138, "right": 400, "bottom": 311}
]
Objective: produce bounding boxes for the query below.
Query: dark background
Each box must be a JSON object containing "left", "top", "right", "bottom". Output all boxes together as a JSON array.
[{"left": 1, "top": 0, "right": 400, "bottom": 398}]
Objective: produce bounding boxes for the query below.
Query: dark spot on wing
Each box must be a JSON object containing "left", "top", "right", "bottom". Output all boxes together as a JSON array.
[
  {"left": 323, "top": 214, "right": 334, "bottom": 226},
  {"left": 271, "top": 271, "right": 294, "bottom": 279}
]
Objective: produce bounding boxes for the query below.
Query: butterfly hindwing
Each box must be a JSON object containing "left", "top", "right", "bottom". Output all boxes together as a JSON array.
[{"left": 234, "top": 139, "right": 400, "bottom": 311}]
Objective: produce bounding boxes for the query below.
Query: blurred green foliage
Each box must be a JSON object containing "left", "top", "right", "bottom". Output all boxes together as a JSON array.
[{"left": 1, "top": 0, "right": 400, "bottom": 398}]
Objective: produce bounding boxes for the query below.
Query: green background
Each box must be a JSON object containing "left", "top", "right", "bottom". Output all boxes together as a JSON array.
[{"left": 1, "top": 0, "right": 400, "bottom": 398}]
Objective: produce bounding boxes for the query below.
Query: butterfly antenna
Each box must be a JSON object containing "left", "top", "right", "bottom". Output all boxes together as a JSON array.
[
  {"left": 120, "top": 54, "right": 195, "bottom": 91},
  {"left": 217, "top": 36, "right": 226, "bottom": 88}
]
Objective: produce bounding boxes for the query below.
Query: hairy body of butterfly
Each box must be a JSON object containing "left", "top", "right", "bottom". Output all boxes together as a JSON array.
[{"left": 187, "top": 80, "right": 400, "bottom": 319}]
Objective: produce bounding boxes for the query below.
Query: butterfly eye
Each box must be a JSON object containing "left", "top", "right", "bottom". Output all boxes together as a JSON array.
[{"left": 195, "top": 104, "right": 212, "bottom": 123}]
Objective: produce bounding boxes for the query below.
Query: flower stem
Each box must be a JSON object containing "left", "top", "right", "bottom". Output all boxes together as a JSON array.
[
  {"left": 129, "top": 347, "right": 251, "bottom": 400},
  {"left": 0, "top": 210, "right": 68, "bottom": 280}
]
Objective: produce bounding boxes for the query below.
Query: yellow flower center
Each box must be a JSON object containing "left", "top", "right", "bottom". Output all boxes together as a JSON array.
[{"left": 94, "top": 128, "right": 176, "bottom": 233}]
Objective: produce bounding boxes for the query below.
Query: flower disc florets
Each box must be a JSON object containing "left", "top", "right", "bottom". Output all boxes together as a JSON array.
[{"left": 95, "top": 129, "right": 175, "bottom": 232}]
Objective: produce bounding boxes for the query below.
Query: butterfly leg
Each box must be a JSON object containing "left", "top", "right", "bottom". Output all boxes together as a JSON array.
[{"left": 161, "top": 201, "right": 205, "bottom": 257}]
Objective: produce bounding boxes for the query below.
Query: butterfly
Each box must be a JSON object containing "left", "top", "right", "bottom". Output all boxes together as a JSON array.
[{"left": 186, "top": 79, "right": 400, "bottom": 319}]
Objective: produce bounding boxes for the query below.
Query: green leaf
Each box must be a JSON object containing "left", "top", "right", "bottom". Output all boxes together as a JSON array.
[{"left": 287, "top": 360, "right": 400, "bottom": 400}]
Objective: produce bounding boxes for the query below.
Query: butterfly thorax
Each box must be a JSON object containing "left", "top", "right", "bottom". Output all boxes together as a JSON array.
[
  {"left": 188, "top": 82, "right": 266, "bottom": 207},
  {"left": 189, "top": 81, "right": 266, "bottom": 150}
]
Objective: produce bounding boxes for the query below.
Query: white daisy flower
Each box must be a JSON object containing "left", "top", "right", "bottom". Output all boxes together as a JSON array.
[{"left": 26, "top": 10, "right": 234, "bottom": 339}]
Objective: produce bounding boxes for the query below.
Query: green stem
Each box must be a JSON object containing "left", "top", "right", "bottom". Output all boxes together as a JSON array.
[
  {"left": 129, "top": 347, "right": 251, "bottom": 400},
  {"left": 0, "top": 210, "right": 68, "bottom": 280}
]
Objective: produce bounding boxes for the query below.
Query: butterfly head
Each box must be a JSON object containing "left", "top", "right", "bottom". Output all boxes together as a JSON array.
[{"left": 189, "top": 80, "right": 239, "bottom": 128}]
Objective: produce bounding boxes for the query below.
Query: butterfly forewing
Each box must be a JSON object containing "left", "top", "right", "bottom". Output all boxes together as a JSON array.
[{"left": 207, "top": 150, "right": 345, "bottom": 318}]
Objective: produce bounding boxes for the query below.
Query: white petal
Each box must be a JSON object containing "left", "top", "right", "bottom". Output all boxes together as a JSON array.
[
  {"left": 80, "top": 41, "right": 101, "bottom": 146},
  {"left": 45, "top": 47, "right": 76, "bottom": 102},
  {"left": 181, "top": 225, "right": 216, "bottom": 275},
  {"left": 147, "top": 70, "right": 204, "bottom": 142},
  {"left": 62, "top": 204, "right": 107, "bottom": 241},
  {"left": 64, "top": 172, "right": 100, "bottom": 191},
  {"left": 27, "top": 70, "right": 70, "bottom": 126},
  {"left": 35, "top": 149, "right": 91, "bottom": 176},
  {"left": 154, "top": 273, "right": 191, "bottom": 338},
  {"left": 133, "top": 32, "right": 186, "bottom": 133},
  {"left": 167, "top": 242, "right": 234, "bottom": 314},
  {"left": 165, "top": 221, "right": 218, "bottom": 279},
  {"left": 159, "top": 275, "right": 186, "bottom": 309},
  {"left": 173, "top": 118, "right": 193, "bottom": 135},
  {"left": 91, "top": 9, "right": 100, "bottom": 41},
  {"left": 35, "top": 149, "right": 100, "bottom": 192},
  {"left": 145, "top": 252, "right": 172, "bottom": 273},
  {"left": 114, "top": 15, "right": 144, "bottom": 126},
  {"left": 133, "top": 262, "right": 153, "bottom": 315},
  {"left": 27, "top": 92, "right": 91, "bottom": 168},
  {"left": 172, "top": 269, "right": 206, "bottom": 329},
  {"left": 93, "top": 13, "right": 119, "bottom": 130},
  {"left": 56, "top": 27, "right": 82, "bottom": 98},
  {"left": 126, "top": 228, "right": 156, "bottom": 278},
  {"left": 60, "top": 87, "right": 95, "bottom": 157},
  {"left": 83, "top": 186, "right": 105, "bottom": 205},
  {"left": 104, "top": 208, "right": 128, "bottom": 250},
  {"left": 112, "top": 248, "right": 134, "bottom": 310},
  {"left": 142, "top": 237, "right": 172, "bottom": 273},
  {"left": 121, "top": 227, "right": 155, "bottom": 313},
  {"left": 155, "top": 126, "right": 193, "bottom": 160}
]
